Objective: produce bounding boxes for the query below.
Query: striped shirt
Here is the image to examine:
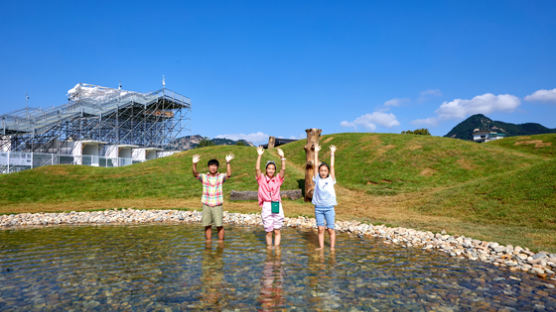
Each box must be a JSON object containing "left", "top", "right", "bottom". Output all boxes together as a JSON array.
[{"left": 199, "top": 173, "right": 227, "bottom": 206}]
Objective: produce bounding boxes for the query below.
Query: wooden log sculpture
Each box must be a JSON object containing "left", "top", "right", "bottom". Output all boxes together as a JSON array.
[
  {"left": 267, "top": 136, "right": 276, "bottom": 149},
  {"left": 304, "top": 128, "right": 322, "bottom": 201}
]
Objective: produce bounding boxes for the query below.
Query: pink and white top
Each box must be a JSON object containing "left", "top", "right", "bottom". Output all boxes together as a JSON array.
[{"left": 256, "top": 174, "right": 284, "bottom": 207}]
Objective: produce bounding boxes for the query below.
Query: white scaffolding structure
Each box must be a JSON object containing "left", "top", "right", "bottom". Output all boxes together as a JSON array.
[{"left": 0, "top": 83, "right": 191, "bottom": 173}]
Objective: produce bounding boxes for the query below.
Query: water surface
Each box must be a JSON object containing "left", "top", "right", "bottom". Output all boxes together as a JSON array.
[{"left": 0, "top": 224, "right": 554, "bottom": 311}]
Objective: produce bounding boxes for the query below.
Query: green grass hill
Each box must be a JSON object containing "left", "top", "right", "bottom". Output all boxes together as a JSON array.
[
  {"left": 1, "top": 132, "right": 555, "bottom": 251},
  {"left": 0, "top": 145, "right": 303, "bottom": 203},
  {"left": 279, "top": 132, "right": 547, "bottom": 195},
  {"left": 487, "top": 133, "right": 556, "bottom": 158}
]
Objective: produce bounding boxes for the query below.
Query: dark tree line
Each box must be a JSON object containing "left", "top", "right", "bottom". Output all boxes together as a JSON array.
[{"left": 401, "top": 128, "right": 431, "bottom": 135}]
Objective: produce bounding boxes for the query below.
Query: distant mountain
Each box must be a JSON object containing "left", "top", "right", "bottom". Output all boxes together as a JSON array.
[
  {"left": 168, "top": 135, "right": 254, "bottom": 150},
  {"left": 445, "top": 114, "right": 556, "bottom": 141},
  {"left": 210, "top": 137, "right": 254, "bottom": 147}
]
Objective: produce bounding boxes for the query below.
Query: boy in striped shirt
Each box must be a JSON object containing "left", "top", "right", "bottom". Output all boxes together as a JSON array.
[{"left": 192, "top": 153, "right": 233, "bottom": 241}]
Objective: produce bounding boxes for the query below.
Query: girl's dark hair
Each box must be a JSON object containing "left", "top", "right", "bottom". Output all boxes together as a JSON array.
[
  {"left": 265, "top": 161, "right": 276, "bottom": 169},
  {"left": 208, "top": 159, "right": 219, "bottom": 167},
  {"left": 318, "top": 162, "right": 330, "bottom": 177}
]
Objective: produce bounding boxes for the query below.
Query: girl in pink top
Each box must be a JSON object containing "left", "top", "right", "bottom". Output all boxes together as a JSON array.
[{"left": 256, "top": 146, "right": 287, "bottom": 247}]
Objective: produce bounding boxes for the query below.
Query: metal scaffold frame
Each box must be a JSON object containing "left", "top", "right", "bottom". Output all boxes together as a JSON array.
[
  {"left": 0, "top": 83, "right": 191, "bottom": 173},
  {"left": 0, "top": 84, "right": 191, "bottom": 153}
]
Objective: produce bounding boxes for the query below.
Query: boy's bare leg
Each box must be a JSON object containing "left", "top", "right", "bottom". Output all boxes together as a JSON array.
[
  {"left": 328, "top": 228, "right": 336, "bottom": 249},
  {"left": 317, "top": 226, "right": 325, "bottom": 249},
  {"left": 205, "top": 226, "right": 212, "bottom": 240},
  {"left": 274, "top": 229, "right": 281, "bottom": 247},
  {"left": 266, "top": 231, "right": 273, "bottom": 247},
  {"left": 217, "top": 227, "right": 224, "bottom": 241}
]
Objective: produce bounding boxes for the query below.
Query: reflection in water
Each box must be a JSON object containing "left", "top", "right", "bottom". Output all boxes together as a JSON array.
[
  {"left": 258, "top": 248, "right": 285, "bottom": 310},
  {"left": 307, "top": 241, "right": 341, "bottom": 310},
  {"left": 0, "top": 224, "right": 554, "bottom": 311},
  {"left": 200, "top": 241, "right": 225, "bottom": 309}
]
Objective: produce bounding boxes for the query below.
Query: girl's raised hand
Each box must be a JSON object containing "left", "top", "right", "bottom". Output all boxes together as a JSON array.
[
  {"left": 330, "top": 145, "right": 337, "bottom": 153},
  {"left": 192, "top": 154, "right": 200, "bottom": 164},
  {"left": 256, "top": 146, "right": 264, "bottom": 156},
  {"left": 225, "top": 154, "right": 234, "bottom": 163},
  {"left": 314, "top": 144, "right": 321, "bottom": 152},
  {"left": 276, "top": 148, "right": 285, "bottom": 158}
]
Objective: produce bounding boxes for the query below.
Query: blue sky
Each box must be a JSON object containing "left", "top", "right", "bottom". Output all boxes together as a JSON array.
[{"left": 1, "top": 1, "right": 555, "bottom": 144}]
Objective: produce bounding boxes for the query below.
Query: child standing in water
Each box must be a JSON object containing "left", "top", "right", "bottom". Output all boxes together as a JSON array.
[
  {"left": 313, "top": 144, "right": 337, "bottom": 250},
  {"left": 192, "top": 153, "right": 234, "bottom": 241},
  {"left": 255, "top": 146, "right": 286, "bottom": 248}
]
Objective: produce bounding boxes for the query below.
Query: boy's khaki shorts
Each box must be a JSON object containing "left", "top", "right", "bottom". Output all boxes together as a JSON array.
[{"left": 202, "top": 204, "right": 223, "bottom": 227}]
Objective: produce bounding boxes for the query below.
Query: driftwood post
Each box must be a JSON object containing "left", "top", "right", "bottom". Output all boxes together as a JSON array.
[{"left": 304, "top": 128, "right": 322, "bottom": 201}]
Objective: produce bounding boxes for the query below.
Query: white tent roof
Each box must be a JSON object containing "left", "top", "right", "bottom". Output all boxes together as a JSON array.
[{"left": 67, "top": 83, "right": 144, "bottom": 104}]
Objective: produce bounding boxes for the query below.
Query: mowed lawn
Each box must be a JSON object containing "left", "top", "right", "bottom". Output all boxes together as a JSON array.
[{"left": 1, "top": 133, "right": 555, "bottom": 252}]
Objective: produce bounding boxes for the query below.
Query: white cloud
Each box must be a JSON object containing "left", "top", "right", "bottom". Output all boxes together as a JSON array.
[
  {"left": 289, "top": 133, "right": 305, "bottom": 140},
  {"left": 411, "top": 117, "right": 438, "bottom": 126},
  {"left": 420, "top": 89, "right": 442, "bottom": 97},
  {"left": 524, "top": 88, "right": 556, "bottom": 103},
  {"left": 215, "top": 131, "right": 269, "bottom": 144},
  {"left": 384, "top": 98, "right": 409, "bottom": 107},
  {"left": 418, "top": 89, "right": 442, "bottom": 102},
  {"left": 411, "top": 92, "right": 520, "bottom": 126},
  {"left": 435, "top": 93, "right": 520, "bottom": 119},
  {"left": 340, "top": 112, "right": 400, "bottom": 131}
]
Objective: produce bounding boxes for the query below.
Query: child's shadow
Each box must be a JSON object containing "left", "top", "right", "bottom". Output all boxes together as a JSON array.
[
  {"left": 301, "top": 230, "right": 320, "bottom": 248},
  {"left": 297, "top": 179, "right": 305, "bottom": 197}
]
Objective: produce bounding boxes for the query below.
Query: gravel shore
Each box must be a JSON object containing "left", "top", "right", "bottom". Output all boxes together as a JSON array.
[{"left": 1, "top": 208, "right": 555, "bottom": 282}]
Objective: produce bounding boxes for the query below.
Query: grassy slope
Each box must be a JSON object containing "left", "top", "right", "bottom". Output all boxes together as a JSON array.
[
  {"left": 486, "top": 133, "right": 556, "bottom": 158},
  {"left": 1, "top": 133, "right": 555, "bottom": 251},
  {"left": 280, "top": 132, "right": 544, "bottom": 194},
  {"left": 0, "top": 145, "right": 303, "bottom": 204},
  {"left": 412, "top": 157, "right": 556, "bottom": 250},
  {"left": 416, "top": 158, "right": 556, "bottom": 230}
]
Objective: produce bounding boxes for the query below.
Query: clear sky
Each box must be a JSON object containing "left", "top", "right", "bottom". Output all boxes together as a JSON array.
[{"left": 1, "top": 1, "right": 555, "bottom": 144}]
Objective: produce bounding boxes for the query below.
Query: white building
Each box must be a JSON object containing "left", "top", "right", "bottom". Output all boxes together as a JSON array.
[
  {"left": 132, "top": 147, "right": 162, "bottom": 163},
  {"left": 72, "top": 140, "right": 106, "bottom": 166},
  {"left": 472, "top": 129, "right": 506, "bottom": 143},
  {"left": 104, "top": 144, "right": 137, "bottom": 167}
]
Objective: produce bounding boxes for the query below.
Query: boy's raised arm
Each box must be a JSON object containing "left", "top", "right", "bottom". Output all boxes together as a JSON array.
[
  {"left": 329, "top": 145, "right": 336, "bottom": 180},
  {"left": 313, "top": 144, "right": 321, "bottom": 178},
  {"left": 277, "top": 148, "right": 286, "bottom": 179},
  {"left": 255, "top": 146, "right": 264, "bottom": 178},
  {"left": 192, "top": 154, "right": 201, "bottom": 179},
  {"left": 225, "top": 154, "right": 234, "bottom": 179}
]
